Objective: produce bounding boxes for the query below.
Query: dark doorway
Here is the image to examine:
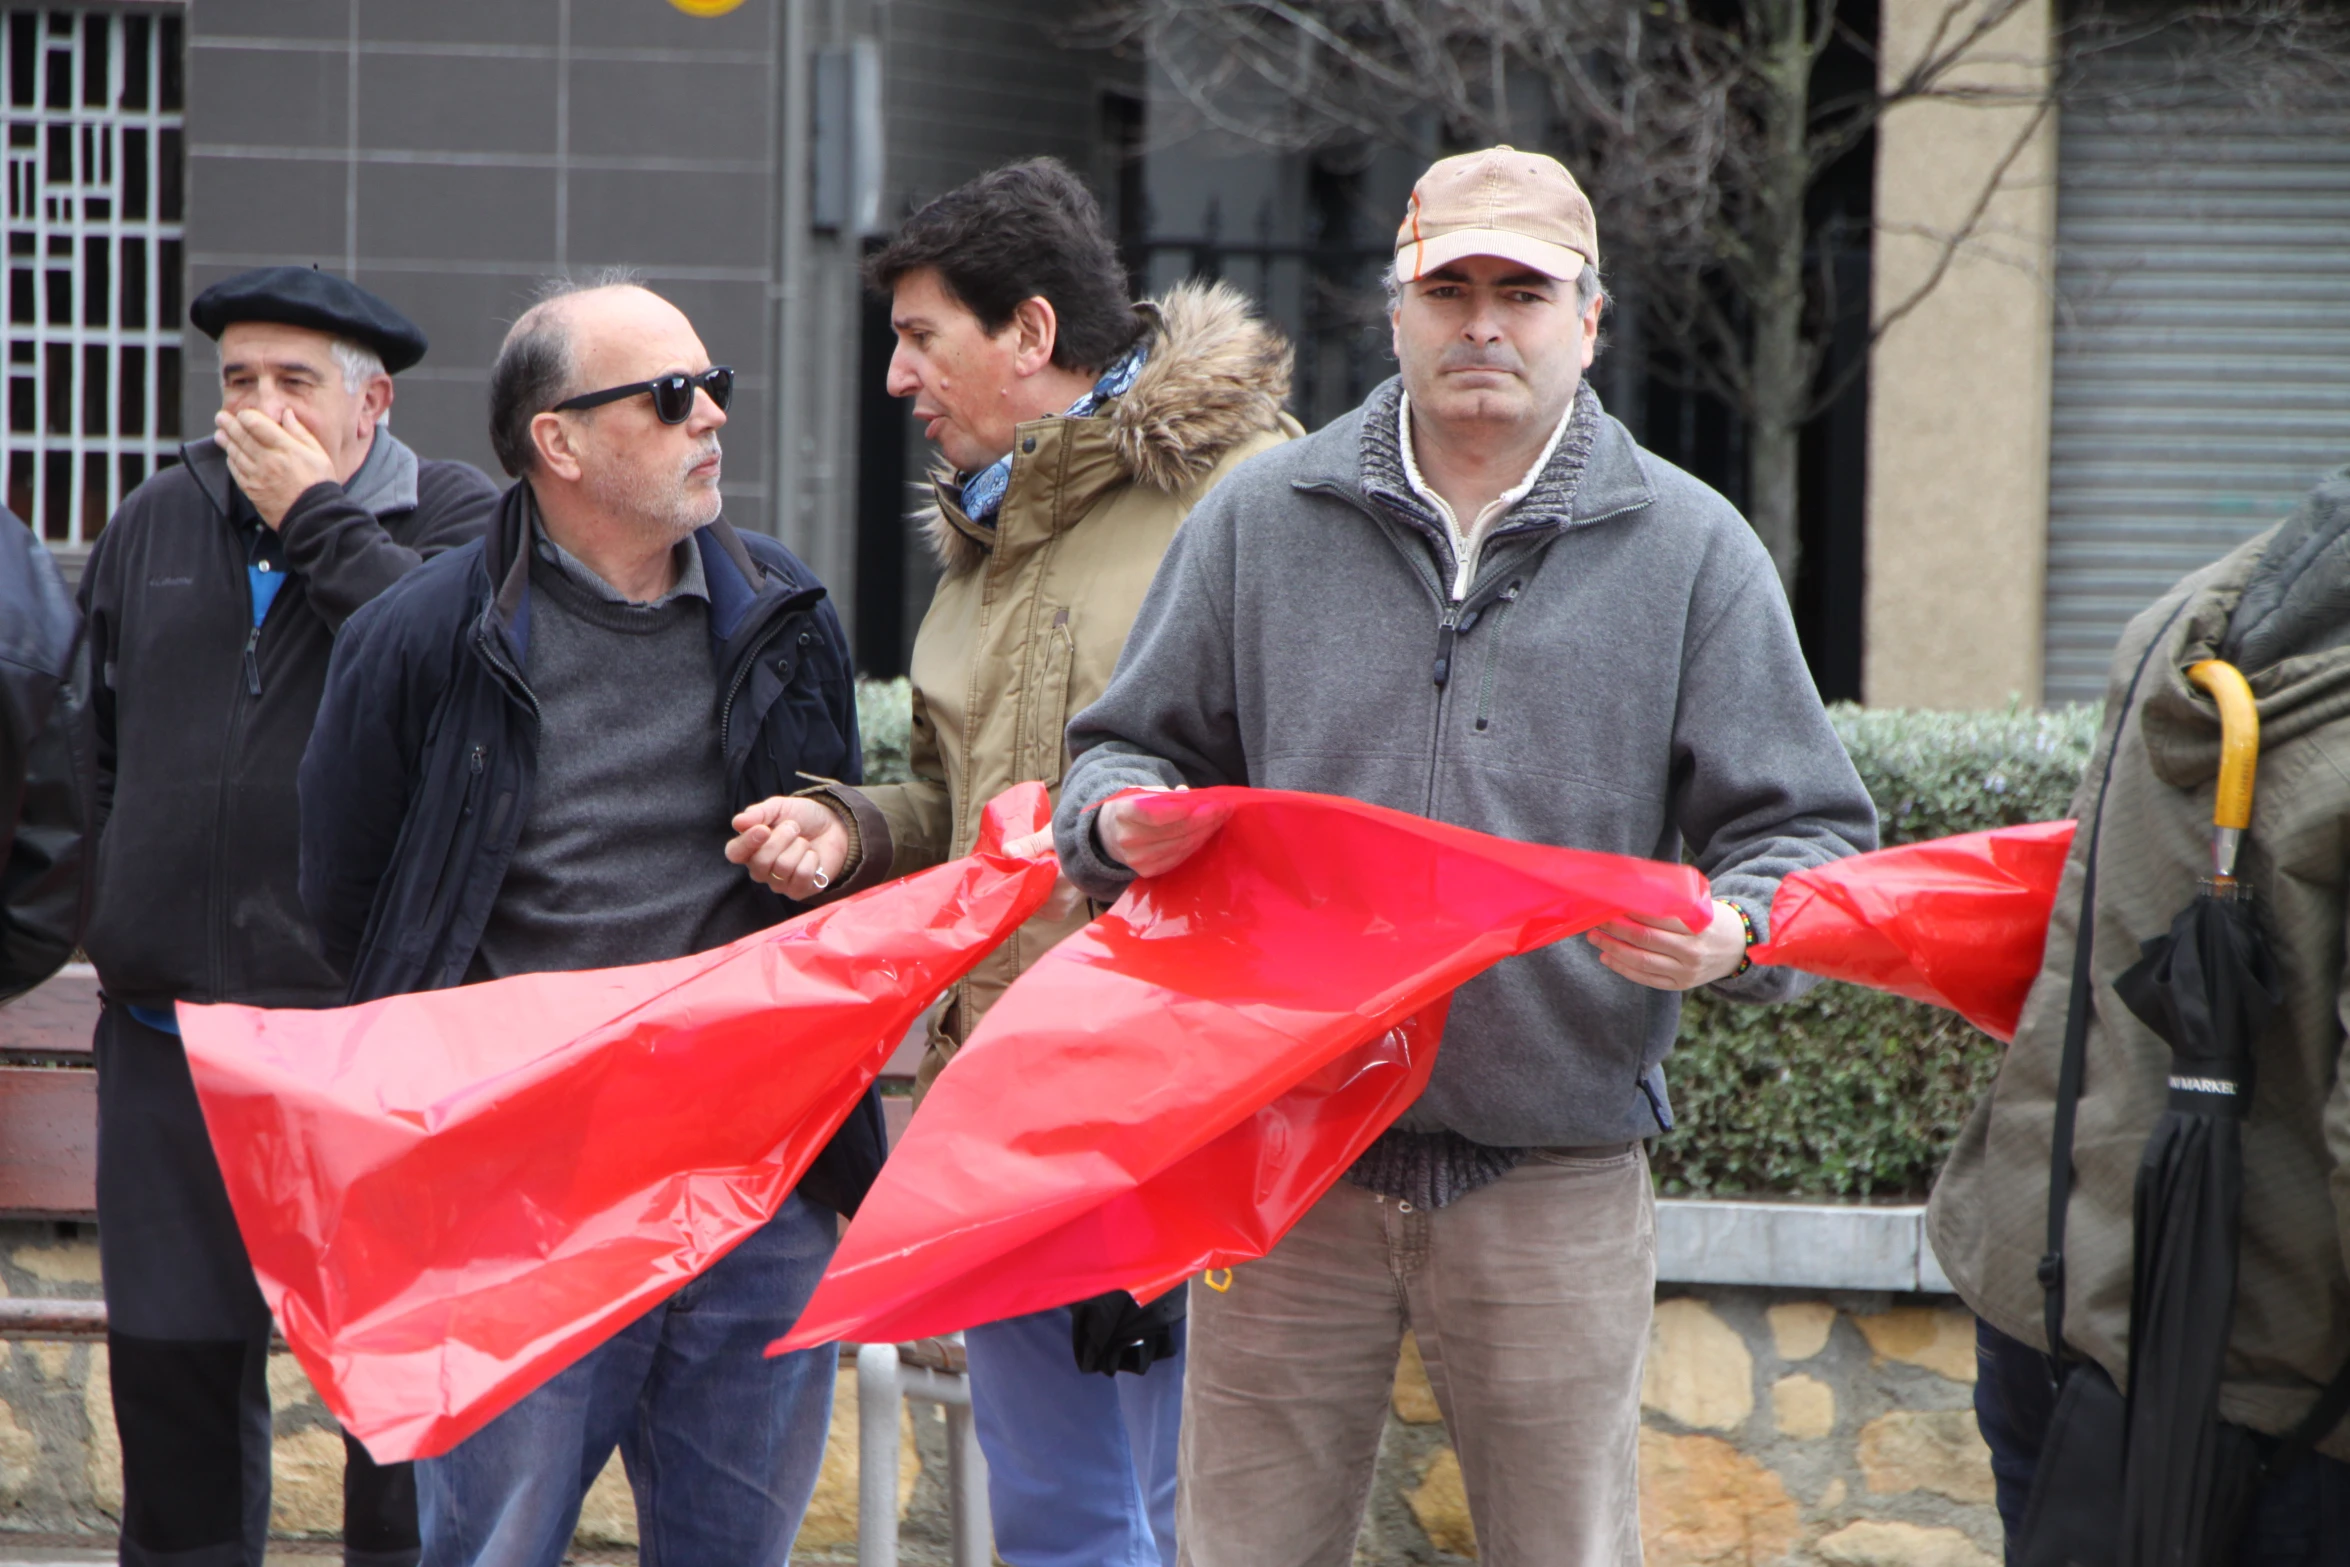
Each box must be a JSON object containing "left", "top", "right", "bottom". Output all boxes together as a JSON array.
[
  {"left": 1622, "top": 0, "right": 1875, "bottom": 701},
  {"left": 1794, "top": 245, "right": 1869, "bottom": 703},
  {"left": 853, "top": 268, "right": 909, "bottom": 676}
]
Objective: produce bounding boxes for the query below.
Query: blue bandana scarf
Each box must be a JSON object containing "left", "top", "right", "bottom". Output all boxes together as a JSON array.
[{"left": 957, "top": 344, "right": 1148, "bottom": 525}]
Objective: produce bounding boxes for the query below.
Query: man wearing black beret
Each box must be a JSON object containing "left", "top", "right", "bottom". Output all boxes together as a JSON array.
[{"left": 77, "top": 266, "right": 498, "bottom": 1567}]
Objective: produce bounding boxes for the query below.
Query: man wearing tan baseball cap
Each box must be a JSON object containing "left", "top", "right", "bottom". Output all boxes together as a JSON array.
[
  {"left": 1395, "top": 143, "right": 1600, "bottom": 286},
  {"left": 1055, "top": 146, "right": 1872, "bottom": 1565}
]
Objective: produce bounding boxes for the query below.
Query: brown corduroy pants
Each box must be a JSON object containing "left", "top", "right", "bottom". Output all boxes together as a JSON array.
[{"left": 1177, "top": 1145, "right": 1656, "bottom": 1567}]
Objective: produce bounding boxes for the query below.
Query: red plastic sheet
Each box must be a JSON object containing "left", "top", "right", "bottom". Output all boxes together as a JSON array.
[
  {"left": 776, "top": 786, "right": 1713, "bottom": 1353},
  {"left": 178, "top": 784, "right": 1059, "bottom": 1463},
  {"left": 1752, "top": 819, "right": 2075, "bottom": 1041}
]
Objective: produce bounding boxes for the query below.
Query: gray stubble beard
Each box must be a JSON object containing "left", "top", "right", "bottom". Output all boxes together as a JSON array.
[{"left": 587, "top": 435, "right": 724, "bottom": 542}]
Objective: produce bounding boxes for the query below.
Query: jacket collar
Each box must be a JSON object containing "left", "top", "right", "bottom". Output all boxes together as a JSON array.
[
  {"left": 930, "top": 482, "right": 994, "bottom": 561},
  {"left": 2143, "top": 468, "right": 2350, "bottom": 790},
  {"left": 2219, "top": 463, "right": 2350, "bottom": 671},
  {"left": 1303, "top": 376, "right": 1654, "bottom": 534},
  {"left": 339, "top": 428, "right": 420, "bottom": 515},
  {"left": 1571, "top": 409, "right": 1662, "bottom": 525},
  {"left": 925, "top": 412, "right": 1133, "bottom": 567},
  {"left": 180, "top": 439, "right": 248, "bottom": 525},
  {"left": 693, "top": 517, "right": 772, "bottom": 642},
  {"left": 481, "top": 479, "right": 777, "bottom": 660}
]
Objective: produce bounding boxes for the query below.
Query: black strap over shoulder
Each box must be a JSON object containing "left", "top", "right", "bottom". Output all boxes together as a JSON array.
[
  {"left": 2037, "top": 816, "right": 2103, "bottom": 1364},
  {"left": 2039, "top": 606, "right": 2189, "bottom": 1367}
]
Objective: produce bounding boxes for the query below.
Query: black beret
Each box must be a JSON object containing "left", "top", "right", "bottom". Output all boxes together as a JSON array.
[{"left": 189, "top": 265, "right": 429, "bottom": 375}]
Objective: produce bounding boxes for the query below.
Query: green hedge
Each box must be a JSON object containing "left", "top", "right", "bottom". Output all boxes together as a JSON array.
[
  {"left": 851, "top": 680, "right": 2105, "bottom": 1200},
  {"left": 1655, "top": 703, "right": 2102, "bottom": 1199},
  {"left": 857, "top": 677, "right": 916, "bottom": 786}
]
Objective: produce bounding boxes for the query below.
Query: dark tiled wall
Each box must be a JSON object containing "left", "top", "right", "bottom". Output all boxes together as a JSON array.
[
  {"left": 883, "top": 0, "right": 1126, "bottom": 220},
  {"left": 875, "top": 0, "right": 1137, "bottom": 659},
  {"left": 184, "top": 0, "right": 781, "bottom": 514}
]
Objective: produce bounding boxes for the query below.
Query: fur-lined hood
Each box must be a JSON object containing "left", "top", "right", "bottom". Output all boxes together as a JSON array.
[{"left": 922, "top": 278, "right": 1294, "bottom": 573}]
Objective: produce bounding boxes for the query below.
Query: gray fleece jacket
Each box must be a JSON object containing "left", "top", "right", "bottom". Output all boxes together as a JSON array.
[{"left": 1053, "top": 377, "right": 1877, "bottom": 1148}]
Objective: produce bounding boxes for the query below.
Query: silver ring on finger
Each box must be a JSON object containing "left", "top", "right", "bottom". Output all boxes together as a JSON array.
[{"left": 811, "top": 870, "right": 830, "bottom": 891}]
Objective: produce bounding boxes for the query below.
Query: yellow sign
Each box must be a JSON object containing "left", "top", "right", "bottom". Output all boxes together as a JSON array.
[{"left": 667, "top": 0, "right": 748, "bottom": 15}]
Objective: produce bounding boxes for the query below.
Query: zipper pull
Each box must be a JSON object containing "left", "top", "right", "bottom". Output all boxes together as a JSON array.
[
  {"left": 1433, "top": 612, "right": 1459, "bottom": 688},
  {"left": 242, "top": 626, "right": 262, "bottom": 696},
  {"left": 1463, "top": 581, "right": 1522, "bottom": 634}
]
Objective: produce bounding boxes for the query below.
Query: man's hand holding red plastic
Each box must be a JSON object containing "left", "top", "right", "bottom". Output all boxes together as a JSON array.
[
  {"left": 1095, "top": 787, "right": 1233, "bottom": 877},
  {"left": 1587, "top": 901, "right": 1749, "bottom": 991}
]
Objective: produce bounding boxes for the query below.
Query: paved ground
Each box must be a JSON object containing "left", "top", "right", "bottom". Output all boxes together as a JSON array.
[
  {"left": 0, "top": 1544, "right": 340, "bottom": 1564},
  {"left": 0, "top": 1541, "right": 881, "bottom": 1565},
  {"left": 0, "top": 1542, "right": 645, "bottom": 1565}
]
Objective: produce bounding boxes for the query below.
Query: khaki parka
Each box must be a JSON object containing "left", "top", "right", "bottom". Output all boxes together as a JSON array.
[
  {"left": 832, "top": 280, "right": 1297, "bottom": 1091},
  {"left": 1929, "top": 483, "right": 2350, "bottom": 1463}
]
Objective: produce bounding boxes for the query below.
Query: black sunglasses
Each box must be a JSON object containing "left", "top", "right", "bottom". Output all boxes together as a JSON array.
[{"left": 552, "top": 366, "right": 734, "bottom": 424}]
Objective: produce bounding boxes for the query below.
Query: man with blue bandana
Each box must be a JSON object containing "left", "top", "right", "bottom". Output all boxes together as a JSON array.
[{"left": 736, "top": 158, "right": 1298, "bottom": 1567}]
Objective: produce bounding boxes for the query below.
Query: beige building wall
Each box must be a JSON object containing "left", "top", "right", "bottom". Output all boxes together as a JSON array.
[{"left": 1864, "top": 0, "right": 2059, "bottom": 708}]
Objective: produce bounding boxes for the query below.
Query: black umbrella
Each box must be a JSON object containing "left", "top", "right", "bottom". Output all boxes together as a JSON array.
[{"left": 2110, "top": 660, "right": 2282, "bottom": 1567}]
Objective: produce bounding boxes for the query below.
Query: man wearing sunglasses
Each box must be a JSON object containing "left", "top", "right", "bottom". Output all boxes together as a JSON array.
[{"left": 298, "top": 278, "right": 875, "bottom": 1565}]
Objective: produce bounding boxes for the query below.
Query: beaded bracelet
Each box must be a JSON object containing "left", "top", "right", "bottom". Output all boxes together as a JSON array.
[{"left": 1716, "top": 898, "right": 1756, "bottom": 977}]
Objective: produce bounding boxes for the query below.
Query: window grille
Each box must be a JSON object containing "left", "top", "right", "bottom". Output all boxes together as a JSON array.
[{"left": 3, "top": 7, "right": 183, "bottom": 546}]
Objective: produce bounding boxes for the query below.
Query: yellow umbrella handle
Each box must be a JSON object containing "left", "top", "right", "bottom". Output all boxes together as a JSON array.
[{"left": 2187, "top": 660, "right": 2257, "bottom": 879}]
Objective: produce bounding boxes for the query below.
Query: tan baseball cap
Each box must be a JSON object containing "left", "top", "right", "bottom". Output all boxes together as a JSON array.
[{"left": 1394, "top": 146, "right": 1598, "bottom": 284}]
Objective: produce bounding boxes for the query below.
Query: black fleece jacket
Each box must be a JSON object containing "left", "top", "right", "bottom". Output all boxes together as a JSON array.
[
  {"left": 78, "top": 435, "right": 498, "bottom": 1009},
  {"left": 1, "top": 513, "right": 91, "bottom": 999}
]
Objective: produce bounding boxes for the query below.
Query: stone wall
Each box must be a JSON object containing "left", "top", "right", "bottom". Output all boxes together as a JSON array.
[
  {"left": 0, "top": 1219, "right": 969, "bottom": 1559},
  {"left": 0, "top": 1219, "right": 1998, "bottom": 1565},
  {"left": 0, "top": 1224, "right": 115, "bottom": 1536},
  {"left": 1362, "top": 1286, "right": 2001, "bottom": 1567},
  {"left": 1634, "top": 1288, "right": 1995, "bottom": 1567}
]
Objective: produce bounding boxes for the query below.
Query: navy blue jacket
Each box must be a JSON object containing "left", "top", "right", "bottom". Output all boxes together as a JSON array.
[{"left": 299, "top": 481, "right": 885, "bottom": 1216}]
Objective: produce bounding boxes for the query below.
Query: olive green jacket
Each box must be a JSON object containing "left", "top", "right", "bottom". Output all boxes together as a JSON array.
[
  {"left": 1930, "top": 484, "right": 2350, "bottom": 1461},
  {"left": 836, "top": 280, "right": 1297, "bottom": 1090}
]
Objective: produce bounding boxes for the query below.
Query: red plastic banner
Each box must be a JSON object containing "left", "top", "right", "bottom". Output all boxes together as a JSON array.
[
  {"left": 179, "top": 784, "right": 1059, "bottom": 1463},
  {"left": 1752, "top": 819, "right": 2075, "bottom": 1041},
  {"left": 776, "top": 786, "right": 1713, "bottom": 1354}
]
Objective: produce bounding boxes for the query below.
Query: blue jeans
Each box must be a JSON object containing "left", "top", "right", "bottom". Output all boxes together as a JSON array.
[
  {"left": 1974, "top": 1318, "right": 2350, "bottom": 1565},
  {"left": 965, "top": 1304, "right": 1184, "bottom": 1567},
  {"left": 417, "top": 1196, "right": 837, "bottom": 1567}
]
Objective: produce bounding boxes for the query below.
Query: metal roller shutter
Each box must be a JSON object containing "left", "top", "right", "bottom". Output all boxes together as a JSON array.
[{"left": 2043, "top": 63, "right": 2350, "bottom": 704}]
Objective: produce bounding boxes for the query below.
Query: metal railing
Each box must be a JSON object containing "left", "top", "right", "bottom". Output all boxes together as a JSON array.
[{"left": 856, "top": 1338, "right": 992, "bottom": 1567}]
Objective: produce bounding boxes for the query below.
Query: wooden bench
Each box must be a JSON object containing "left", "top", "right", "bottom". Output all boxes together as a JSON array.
[{"left": 0, "top": 965, "right": 98, "bottom": 1220}]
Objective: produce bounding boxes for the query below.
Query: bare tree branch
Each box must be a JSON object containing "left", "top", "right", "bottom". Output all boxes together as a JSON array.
[
  {"left": 1805, "top": 92, "right": 2055, "bottom": 421},
  {"left": 1083, "top": 0, "right": 2350, "bottom": 582}
]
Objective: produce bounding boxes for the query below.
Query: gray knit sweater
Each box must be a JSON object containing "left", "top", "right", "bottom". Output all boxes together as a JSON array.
[{"left": 469, "top": 534, "right": 769, "bottom": 980}]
